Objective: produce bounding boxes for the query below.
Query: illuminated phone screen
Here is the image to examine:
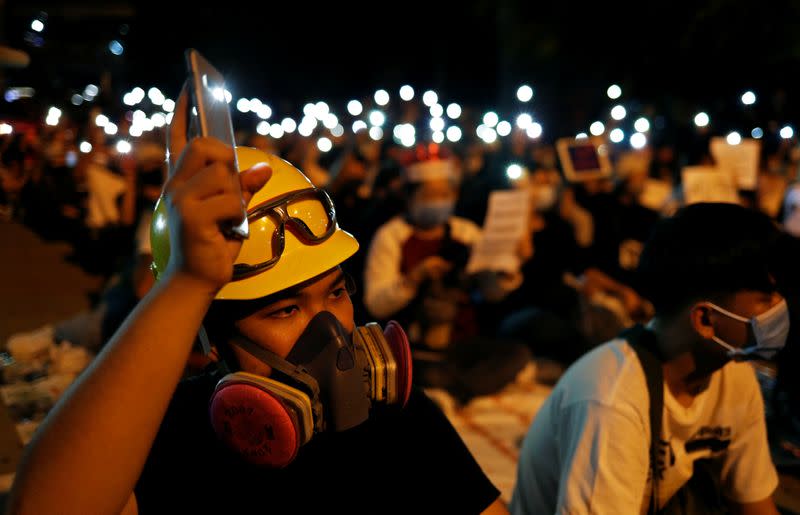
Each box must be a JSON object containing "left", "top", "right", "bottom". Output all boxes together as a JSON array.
[{"left": 567, "top": 145, "right": 602, "bottom": 172}]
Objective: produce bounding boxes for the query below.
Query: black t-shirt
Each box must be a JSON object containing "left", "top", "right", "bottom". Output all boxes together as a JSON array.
[{"left": 135, "top": 372, "right": 499, "bottom": 514}]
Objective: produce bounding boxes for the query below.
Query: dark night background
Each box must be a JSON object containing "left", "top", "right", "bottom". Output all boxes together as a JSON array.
[{"left": 3, "top": 0, "right": 800, "bottom": 140}]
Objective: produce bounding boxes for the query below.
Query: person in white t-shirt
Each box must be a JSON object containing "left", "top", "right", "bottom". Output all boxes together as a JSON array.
[{"left": 512, "top": 203, "right": 787, "bottom": 514}]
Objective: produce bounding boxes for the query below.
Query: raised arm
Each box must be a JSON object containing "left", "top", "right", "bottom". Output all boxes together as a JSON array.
[{"left": 6, "top": 85, "right": 271, "bottom": 515}]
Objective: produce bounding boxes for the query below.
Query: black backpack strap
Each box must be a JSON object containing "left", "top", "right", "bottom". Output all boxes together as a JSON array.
[{"left": 620, "top": 324, "right": 664, "bottom": 515}]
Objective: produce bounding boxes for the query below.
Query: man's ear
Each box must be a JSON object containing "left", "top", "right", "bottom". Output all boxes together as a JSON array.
[{"left": 689, "top": 303, "right": 715, "bottom": 340}]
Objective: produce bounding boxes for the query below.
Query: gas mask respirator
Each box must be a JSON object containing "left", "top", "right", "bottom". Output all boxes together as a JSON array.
[{"left": 208, "top": 312, "right": 412, "bottom": 467}]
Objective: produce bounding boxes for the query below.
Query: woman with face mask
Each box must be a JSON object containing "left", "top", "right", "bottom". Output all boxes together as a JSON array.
[
  {"left": 7, "top": 87, "right": 508, "bottom": 515},
  {"left": 363, "top": 144, "right": 531, "bottom": 403}
]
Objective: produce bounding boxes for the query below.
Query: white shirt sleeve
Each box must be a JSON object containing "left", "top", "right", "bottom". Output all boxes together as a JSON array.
[
  {"left": 718, "top": 365, "right": 779, "bottom": 504},
  {"left": 555, "top": 400, "right": 650, "bottom": 515},
  {"left": 363, "top": 219, "right": 417, "bottom": 319}
]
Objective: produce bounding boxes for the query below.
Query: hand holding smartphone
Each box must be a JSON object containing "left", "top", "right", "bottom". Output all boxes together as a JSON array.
[{"left": 185, "top": 48, "right": 249, "bottom": 239}]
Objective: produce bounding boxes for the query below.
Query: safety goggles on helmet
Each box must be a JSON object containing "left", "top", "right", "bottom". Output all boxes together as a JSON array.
[{"left": 232, "top": 188, "right": 337, "bottom": 280}]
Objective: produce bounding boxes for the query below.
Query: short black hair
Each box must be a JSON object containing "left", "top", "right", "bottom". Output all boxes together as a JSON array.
[{"left": 637, "top": 203, "right": 780, "bottom": 316}]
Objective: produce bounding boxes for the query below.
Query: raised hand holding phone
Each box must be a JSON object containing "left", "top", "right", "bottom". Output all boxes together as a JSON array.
[
  {"left": 162, "top": 78, "right": 270, "bottom": 295},
  {"left": 183, "top": 48, "right": 249, "bottom": 239}
]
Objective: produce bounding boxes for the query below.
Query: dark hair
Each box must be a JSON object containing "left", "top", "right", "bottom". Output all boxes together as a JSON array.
[{"left": 636, "top": 203, "right": 780, "bottom": 316}]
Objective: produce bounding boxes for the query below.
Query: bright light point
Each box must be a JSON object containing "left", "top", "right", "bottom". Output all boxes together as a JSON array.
[
  {"left": 400, "top": 136, "right": 415, "bottom": 147},
  {"left": 781, "top": 126, "right": 794, "bottom": 139},
  {"left": 331, "top": 124, "right": 344, "bottom": 137},
  {"left": 269, "top": 124, "right": 284, "bottom": 139},
  {"left": 516, "top": 114, "right": 533, "bottom": 129},
  {"left": 394, "top": 124, "right": 414, "bottom": 140},
  {"left": 256, "top": 121, "right": 269, "bottom": 135},
  {"left": 610, "top": 128, "right": 625, "bottom": 143},
  {"left": 517, "top": 85, "right": 534, "bottom": 102},
  {"left": 430, "top": 104, "right": 444, "bottom": 118},
  {"left": 317, "top": 137, "right": 332, "bottom": 152},
  {"left": 104, "top": 123, "right": 118, "bottom": 136},
  {"left": 576, "top": 133, "right": 588, "bottom": 139},
  {"left": 151, "top": 113, "right": 166, "bottom": 127},
  {"left": 752, "top": 127, "right": 764, "bottom": 139},
  {"left": 482, "top": 128, "right": 498, "bottom": 144},
  {"left": 607, "top": 84, "right": 622, "bottom": 99},
  {"left": 162, "top": 99, "right": 175, "bottom": 112},
  {"left": 149, "top": 88, "right": 165, "bottom": 105},
  {"left": 281, "top": 118, "right": 297, "bottom": 133},
  {"left": 432, "top": 131, "right": 445, "bottom": 143},
  {"left": 352, "top": 120, "right": 367, "bottom": 133},
  {"left": 429, "top": 117, "right": 445, "bottom": 132},
  {"left": 256, "top": 104, "right": 272, "bottom": 120},
  {"left": 133, "top": 109, "right": 146, "bottom": 121},
  {"left": 483, "top": 112, "right": 499, "bottom": 127},
  {"left": 45, "top": 117, "right": 58, "bottom": 126},
  {"left": 165, "top": 113, "right": 173, "bottom": 124},
  {"left": 590, "top": 121, "right": 605, "bottom": 136},
  {"left": 399, "top": 85, "right": 414, "bottom": 101},
  {"left": 0, "top": 123, "right": 12, "bottom": 135},
  {"left": 446, "top": 103, "right": 461, "bottom": 119},
  {"left": 132, "top": 87, "right": 144, "bottom": 98},
  {"left": 48, "top": 107, "right": 61, "bottom": 118},
  {"left": 630, "top": 132, "right": 647, "bottom": 149},
  {"left": 446, "top": 126, "right": 462, "bottom": 142},
  {"left": 374, "top": 89, "right": 390, "bottom": 106},
  {"left": 84, "top": 84, "right": 99, "bottom": 97},
  {"left": 611, "top": 105, "right": 627, "bottom": 120},
  {"left": 726, "top": 131, "right": 742, "bottom": 145},
  {"left": 129, "top": 126, "right": 143, "bottom": 137},
  {"left": 369, "top": 110, "right": 385, "bottom": 127},
  {"left": 323, "top": 113, "right": 338, "bottom": 129},
  {"left": 109, "top": 40, "right": 123, "bottom": 55},
  {"left": 369, "top": 127, "right": 383, "bottom": 140},
  {"left": 694, "top": 112, "right": 710, "bottom": 127},
  {"left": 347, "top": 100, "right": 363, "bottom": 116},
  {"left": 527, "top": 122, "right": 543, "bottom": 139},
  {"left": 236, "top": 98, "right": 250, "bottom": 113},
  {"left": 79, "top": 141, "right": 92, "bottom": 153},
  {"left": 116, "top": 140, "right": 131, "bottom": 154},
  {"left": 303, "top": 103, "right": 315, "bottom": 116},
  {"left": 507, "top": 164, "right": 523, "bottom": 180},
  {"left": 298, "top": 123, "right": 314, "bottom": 137},
  {"left": 422, "top": 90, "right": 438, "bottom": 107},
  {"left": 497, "top": 121, "right": 512, "bottom": 136},
  {"left": 634, "top": 117, "right": 650, "bottom": 132},
  {"left": 31, "top": 20, "right": 44, "bottom": 32},
  {"left": 314, "top": 102, "right": 330, "bottom": 119},
  {"left": 71, "top": 94, "right": 83, "bottom": 106},
  {"left": 741, "top": 91, "right": 756, "bottom": 105},
  {"left": 95, "top": 114, "right": 108, "bottom": 127}
]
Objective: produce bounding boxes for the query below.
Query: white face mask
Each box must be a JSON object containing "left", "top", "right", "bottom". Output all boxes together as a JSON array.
[{"left": 704, "top": 298, "right": 790, "bottom": 361}]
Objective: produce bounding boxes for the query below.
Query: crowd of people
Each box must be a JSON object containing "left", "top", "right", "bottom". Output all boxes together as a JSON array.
[{"left": 2, "top": 86, "right": 800, "bottom": 512}]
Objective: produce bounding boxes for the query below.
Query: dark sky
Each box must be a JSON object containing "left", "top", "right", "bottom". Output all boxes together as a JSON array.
[{"left": 4, "top": 0, "right": 800, "bottom": 137}]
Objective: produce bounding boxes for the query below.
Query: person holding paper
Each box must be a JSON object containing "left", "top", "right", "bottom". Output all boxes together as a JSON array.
[{"left": 363, "top": 144, "right": 531, "bottom": 402}]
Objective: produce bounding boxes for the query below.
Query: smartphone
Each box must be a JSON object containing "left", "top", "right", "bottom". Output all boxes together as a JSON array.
[{"left": 185, "top": 48, "right": 249, "bottom": 239}]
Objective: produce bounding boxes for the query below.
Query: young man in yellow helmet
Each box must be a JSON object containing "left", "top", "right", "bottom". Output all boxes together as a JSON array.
[{"left": 7, "top": 85, "right": 507, "bottom": 514}]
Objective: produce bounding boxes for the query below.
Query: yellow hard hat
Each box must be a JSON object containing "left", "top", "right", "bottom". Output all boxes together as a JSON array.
[{"left": 150, "top": 147, "right": 359, "bottom": 300}]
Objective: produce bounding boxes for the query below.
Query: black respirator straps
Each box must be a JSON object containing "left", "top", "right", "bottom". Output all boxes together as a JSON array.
[{"left": 229, "top": 335, "right": 324, "bottom": 427}]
